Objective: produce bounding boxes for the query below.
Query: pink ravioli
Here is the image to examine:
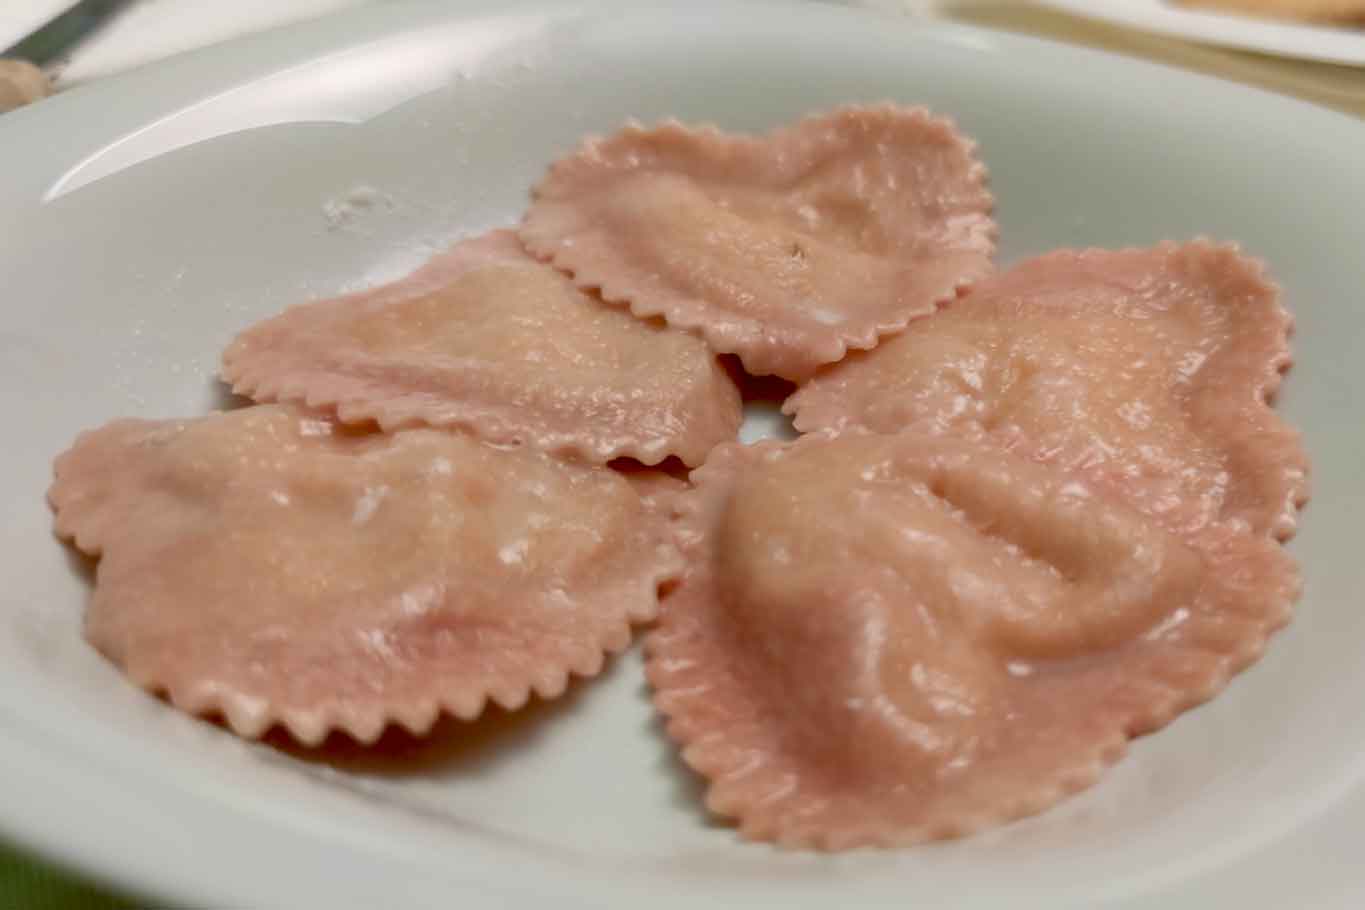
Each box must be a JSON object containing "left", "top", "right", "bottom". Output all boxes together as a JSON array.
[
  {"left": 222, "top": 230, "right": 741, "bottom": 467},
  {"left": 647, "top": 432, "right": 1300, "bottom": 849},
  {"left": 786, "top": 242, "right": 1308, "bottom": 539},
  {"left": 520, "top": 105, "right": 997, "bottom": 381},
  {"left": 49, "top": 405, "right": 682, "bottom": 745}
]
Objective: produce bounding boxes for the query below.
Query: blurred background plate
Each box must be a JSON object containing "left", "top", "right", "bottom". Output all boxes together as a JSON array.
[
  {"left": 1036, "top": 0, "right": 1365, "bottom": 66},
  {"left": 1, "top": 1, "right": 1364, "bottom": 906}
]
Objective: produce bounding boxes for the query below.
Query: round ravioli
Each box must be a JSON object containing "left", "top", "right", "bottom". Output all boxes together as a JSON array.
[
  {"left": 222, "top": 230, "right": 741, "bottom": 467},
  {"left": 786, "top": 242, "right": 1308, "bottom": 539},
  {"left": 520, "top": 105, "right": 996, "bottom": 381},
  {"left": 647, "top": 432, "right": 1299, "bottom": 849},
  {"left": 49, "top": 405, "right": 683, "bottom": 745}
]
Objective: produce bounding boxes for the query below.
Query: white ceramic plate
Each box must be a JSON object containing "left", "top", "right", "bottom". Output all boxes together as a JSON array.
[
  {"left": 1037, "top": 0, "right": 1365, "bottom": 67},
  {"left": 2, "top": 1, "right": 1364, "bottom": 906}
]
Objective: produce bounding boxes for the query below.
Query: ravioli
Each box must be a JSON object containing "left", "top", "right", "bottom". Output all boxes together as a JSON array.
[
  {"left": 520, "top": 105, "right": 996, "bottom": 381},
  {"left": 222, "top": 230, "right": 741, "bottom": 467},
  {"left": 647, "top": 433, "right": 1299, "bottom": 848},
  {"left": 786, "top": 242, "right": 1308, "bottom": 539},
  {"left": 49, "top": 405, "right": 682, "bottom": 745}
]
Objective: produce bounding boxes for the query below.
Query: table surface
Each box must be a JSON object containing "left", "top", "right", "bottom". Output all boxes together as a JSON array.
[{"left": 1, "top": 0, "right": 1361, "bottom": 906}]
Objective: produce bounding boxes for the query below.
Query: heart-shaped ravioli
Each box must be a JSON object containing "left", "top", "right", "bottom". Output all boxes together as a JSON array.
[
  {"left": 520, "top": 105, "right": 996, "bottom": 381},
  {"left": 647, "top": 433, "right": 1299, "bottom": 849},
  {"left": 786, "top": 242, "right": 1308, "bottom": 539},
  {"left": 222, "top": 230, "right": 741, "bottom": 467},
  {"left": 49, "top": 405, "right": 682, "bottom": 745}
]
